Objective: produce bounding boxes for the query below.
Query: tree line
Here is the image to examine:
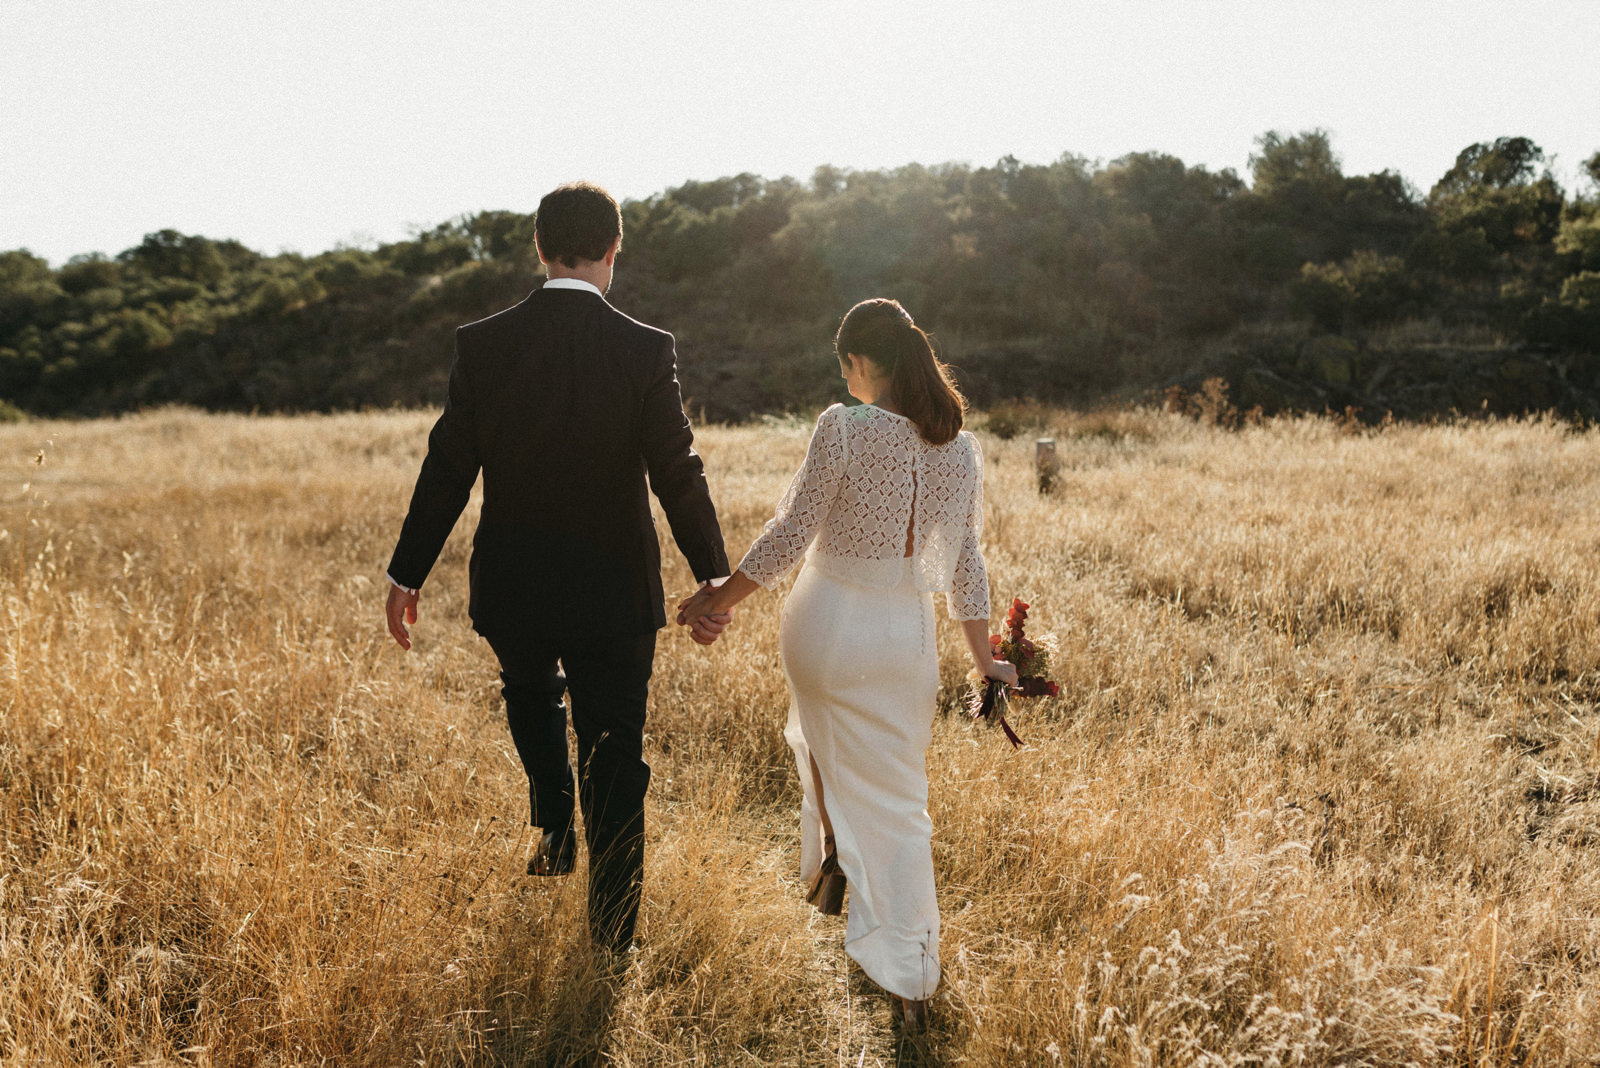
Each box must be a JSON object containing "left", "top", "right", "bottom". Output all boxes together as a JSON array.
[{"left": 2, "top": 132, "right": 1597, "bottom": 424}]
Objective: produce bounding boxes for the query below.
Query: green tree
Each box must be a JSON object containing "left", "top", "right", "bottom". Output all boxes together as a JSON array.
[
  {"left": 0, "top": 249, "right": 52, "bottom": 288},
  {"left": 1555, "top": 211, "right": 1600, "bottom": 272},
  {"left": 313, "top": 249, "right": 398, "bottom": 298},
  {"left": 1520, "top": 271, "right": 1600, "bottom": 348},
  {"left": 1239, "top": 130, "right": 1356, "bottom": 276},
  {"left": 384, "top": 223, "right": 474, "bottom": 276},
  {"left": 117, "top": 230, "right": 229, "bottom": 286},
  {"left": 1432, "top": 137, "right": 1546, "bottom": 199},
  {"left": 0, "top": 250, "right": 65, "bottom": 339},
  {"left": 58, "top": 254, "right": 121, "bottom": 295},
  {"left": 1337, "top": 171, "right": 1424, "bottom": 255},
  {"left": 1249, "top": 129, "right": 1343, "bottom": 199},
  {"left": 1421, "top": 137, "right": 1564, "bottom": 283},
  {"left": 462, "top": 211, "right": 534, "bottom": 262},
  {"left": 1290, "top": 251, "right": 1417, "bottom": 331},
  {"left": 811, "top": 164, "right": 847, "bottom": 198},
  {"left": 1436, "top": 177, "right": 1563, "bottom": 254}
]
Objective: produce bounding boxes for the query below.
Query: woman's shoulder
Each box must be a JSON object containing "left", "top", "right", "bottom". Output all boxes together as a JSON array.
[
  {"left": 822, "top": 402, "right": 899, "bottom": 431},
  {"left": 935, "top": 429, "right": 983, "bottom": 476},
  {"left": 941, "top": 427, "right": 982, "bottom": 457},
  {"left": 813, "top": 402, "right": 851, "bottom": 432}
]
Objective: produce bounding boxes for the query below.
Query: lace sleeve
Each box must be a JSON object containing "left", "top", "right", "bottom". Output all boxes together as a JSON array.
[
  {"left": 947, "top": 434, "right": 991, "bottom": 620},
  {"left": 738, "top": 405, "right": 848, "bottom": 588}
]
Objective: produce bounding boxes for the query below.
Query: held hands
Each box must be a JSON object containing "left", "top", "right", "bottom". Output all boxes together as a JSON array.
[
  {"left": 388, "top": 577, "right": 733, "bottom": 650},
  {"left": 386, "top": 584, "right": 420, "bottom": 650},
  {"left": 676, "top": 581, "right": 733, "bottom": 646}
]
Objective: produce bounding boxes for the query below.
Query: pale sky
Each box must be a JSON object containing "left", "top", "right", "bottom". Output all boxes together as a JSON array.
[{"left": 4, "top": 0, "right": 1597, "bottom": 266}]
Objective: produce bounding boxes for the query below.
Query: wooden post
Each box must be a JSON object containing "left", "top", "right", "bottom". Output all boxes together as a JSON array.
[{"left": 1035, "top": 438, "right": 1058, "bottom": 494}]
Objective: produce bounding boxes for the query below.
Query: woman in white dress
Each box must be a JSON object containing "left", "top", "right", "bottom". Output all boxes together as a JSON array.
[{"left": 676, "top": 299, "right": 1016, "bottom": 1029}]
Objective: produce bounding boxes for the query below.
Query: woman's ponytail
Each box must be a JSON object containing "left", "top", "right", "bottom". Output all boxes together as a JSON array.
[{"left": 835, "top": 298, "right": 967, "bottom": 446}]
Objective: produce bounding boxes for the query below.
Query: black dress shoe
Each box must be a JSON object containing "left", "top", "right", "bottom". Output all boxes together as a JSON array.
[
  {"left": 527, "top": 828, "right": 576, "bottom": 876},
  {"left": 597, "top": 940, "right": 640, "bottom": 968}
]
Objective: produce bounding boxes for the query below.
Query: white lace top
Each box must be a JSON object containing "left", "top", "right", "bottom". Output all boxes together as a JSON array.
[{"left": 738, "top": 403, "right": 991, "bottom": 620}]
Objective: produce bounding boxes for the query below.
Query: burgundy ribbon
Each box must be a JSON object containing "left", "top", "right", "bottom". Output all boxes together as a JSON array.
[{"left": 971, "top": 677, "right": 1024, "bottom": 749}]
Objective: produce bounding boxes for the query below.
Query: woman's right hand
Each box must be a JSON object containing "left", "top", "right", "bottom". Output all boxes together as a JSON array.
[{"left": 959, "top": 618, "right": 1019, "bottom": 688}]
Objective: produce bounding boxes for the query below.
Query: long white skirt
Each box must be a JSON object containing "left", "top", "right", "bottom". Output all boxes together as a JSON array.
[{"left": 780, "top": 559, "right": 941, "bottom": 1000}]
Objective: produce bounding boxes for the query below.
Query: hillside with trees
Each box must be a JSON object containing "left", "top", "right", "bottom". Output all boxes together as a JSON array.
[{"left": 2, "top": 132, "right": 1597, "bottom": 423}]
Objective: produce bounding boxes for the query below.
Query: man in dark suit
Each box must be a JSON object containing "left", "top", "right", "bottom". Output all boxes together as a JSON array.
[{"left": 383, "top": 181, "right": 729, "bottom": 953}]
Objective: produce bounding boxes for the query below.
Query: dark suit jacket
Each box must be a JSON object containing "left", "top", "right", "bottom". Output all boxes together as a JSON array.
[{"left": 386, "top": 286, "right": 728, "bottom": 637}]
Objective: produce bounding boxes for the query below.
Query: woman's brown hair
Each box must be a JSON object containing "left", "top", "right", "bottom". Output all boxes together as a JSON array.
[{"left": 834, "top": 298, "right": 967, "bottom": 446}]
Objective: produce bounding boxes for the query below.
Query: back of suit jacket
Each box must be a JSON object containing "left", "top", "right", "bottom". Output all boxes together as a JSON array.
[{"left": 387, "top": 286, "right": 728, "bottom": 637}]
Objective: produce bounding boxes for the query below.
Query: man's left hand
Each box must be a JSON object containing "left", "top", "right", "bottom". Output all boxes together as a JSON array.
[
  {"left": 687, "top": 610, "right": 733, "bottom": 645},
  {"left": 386, "top": 584, "right": 420, "bottom": 650}
]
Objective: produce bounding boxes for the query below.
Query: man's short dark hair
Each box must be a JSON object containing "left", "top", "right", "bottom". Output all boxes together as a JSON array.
[{"left": 535, "top": 182, "right": 623, "bottom": 267}]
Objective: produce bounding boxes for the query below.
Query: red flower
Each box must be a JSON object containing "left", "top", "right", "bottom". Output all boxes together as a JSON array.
[
  {"left": 1006, "top": 598, "right": 1029, "bottom": 643},
  {"left": 971, "top": 595, "right": 1057, "bottom": 751},
  {"left": 1015, "top": 677, "right": 1059, "bottom": 699}
]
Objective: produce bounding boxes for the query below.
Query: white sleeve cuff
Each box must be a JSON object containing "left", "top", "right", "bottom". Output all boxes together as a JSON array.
[{"left": 386, "top": 572, "right": 419, "bottom": 596}]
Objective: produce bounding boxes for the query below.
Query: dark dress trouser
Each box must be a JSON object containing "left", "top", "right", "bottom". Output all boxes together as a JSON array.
[{"left": 483, "top": 627, "right": 656, "bottom": 951}]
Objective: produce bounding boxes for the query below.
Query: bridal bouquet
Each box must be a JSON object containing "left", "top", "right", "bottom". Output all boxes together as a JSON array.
[{"left": 969, "top": 598, "right": 1059, "bottom": 749}]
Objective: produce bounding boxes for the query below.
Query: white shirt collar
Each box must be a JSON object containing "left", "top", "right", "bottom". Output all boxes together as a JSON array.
[{"left": 541, "top": 277, "right": 604, "bottom": 298}]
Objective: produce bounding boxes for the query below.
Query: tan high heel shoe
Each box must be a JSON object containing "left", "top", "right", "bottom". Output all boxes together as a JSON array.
[
  {"left": 895, "top": 994, "right": 929, "bottom": 1032},
  {"left": 804, "top": 835, "right": 845, "bottom": 915}
]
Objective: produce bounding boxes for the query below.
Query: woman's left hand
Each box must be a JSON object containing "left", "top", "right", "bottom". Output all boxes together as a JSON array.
[
  {"left": 985, "top": 659, "right": 1019, "bottom": 688},
  {"left": 675, "top": 584, "right": 717, "bottom": 623}
]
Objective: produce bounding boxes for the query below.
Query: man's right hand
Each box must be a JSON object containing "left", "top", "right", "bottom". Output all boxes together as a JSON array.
[{"left": 386, "top": 584, "right": 420, "bottom": 650}]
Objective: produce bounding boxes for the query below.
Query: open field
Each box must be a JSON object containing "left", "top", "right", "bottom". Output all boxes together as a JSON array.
[{"left": 4, "top": 405, "right": 1600, "bottom": 1065}]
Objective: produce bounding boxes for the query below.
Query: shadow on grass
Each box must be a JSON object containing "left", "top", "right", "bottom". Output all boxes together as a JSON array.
[
  {"left": 839, "top": 952, "right": 951, "bottom": 1068},
  {"left": 451, "top": 871, "right": 625, "bottom": 1067},
  {"left": 890, "top": 1031, "right": 947, "bottom": 1068},
  {"left": 481, "top": 944, "right": 625, "bottom": 1068}
]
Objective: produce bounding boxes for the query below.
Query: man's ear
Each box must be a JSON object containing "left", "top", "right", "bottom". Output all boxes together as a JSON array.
[
  {"left": 534, "top": 235, "right": 548, "bottom": 267},
  {"left": 603, "top": 236, "right": 621, "bottom": 266}
]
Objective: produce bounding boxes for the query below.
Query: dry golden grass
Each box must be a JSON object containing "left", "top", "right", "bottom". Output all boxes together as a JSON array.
[{"left": 4, "top": 405, "right": 1600, "bottom": 1065}]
